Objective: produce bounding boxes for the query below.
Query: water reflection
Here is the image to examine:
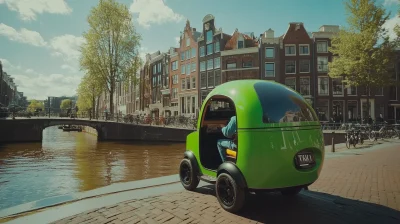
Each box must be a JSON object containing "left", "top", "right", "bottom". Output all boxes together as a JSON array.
[{"left": 0, "top": 126, "right": 185, "bottom": 210}]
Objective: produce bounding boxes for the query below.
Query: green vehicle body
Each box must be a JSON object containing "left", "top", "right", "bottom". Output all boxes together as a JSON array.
[{"left": 184, "top": 79, "right": 325, "bottom": 190}]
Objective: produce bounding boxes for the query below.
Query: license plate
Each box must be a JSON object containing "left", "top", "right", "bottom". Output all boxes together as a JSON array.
[{"left": 295, "top": 152, "right": 315, "bottom": 167}]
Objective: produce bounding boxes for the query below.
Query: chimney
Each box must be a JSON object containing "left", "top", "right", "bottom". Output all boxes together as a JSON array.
[{"left": 264, "top": 29, "right": 274, "bottom": 38}]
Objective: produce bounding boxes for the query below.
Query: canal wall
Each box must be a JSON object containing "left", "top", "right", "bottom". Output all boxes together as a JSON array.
[{"left": 82, "top": 126, "right": 97, "bottom": 136}]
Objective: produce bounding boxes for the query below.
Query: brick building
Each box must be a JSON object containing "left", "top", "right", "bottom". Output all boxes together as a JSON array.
[
  {"left": 197, "top": 14, "right": 231, "bottom": 106},
  {"left": 177, "top": 20, "right": 201, "bottom": 117},
  {"left": 259, "top": 28, "right": 282, "bottom": 82},
  {"left": 168, "top": 47, "right": 180, "bottom": 116},
  {"left": 221, "top": 29, "right": 259, "bottom": 83},
  {"left": 148, "top": 51, "right": 169, "bottom": 117}
]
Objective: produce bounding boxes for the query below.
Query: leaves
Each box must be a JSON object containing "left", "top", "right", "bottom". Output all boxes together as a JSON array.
[
  {"left": 76, "top": 72, "right": 104, "bottom": 111},
  {"left": 60, "top": 99, "right": 72, "bottom": 110},
  {"left": 79, "top": 0, "right": 142, "bottom": 114},
  {"left": 27, "top": 100, "right": 44, "bottom": 112},
  {"left": 329, "top": 0, "right": 397, "bottom": 89}
]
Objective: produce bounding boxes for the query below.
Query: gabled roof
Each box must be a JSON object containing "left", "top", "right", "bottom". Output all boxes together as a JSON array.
[{"left": 224, "top": 29, "right": 258, "bottom": 50}]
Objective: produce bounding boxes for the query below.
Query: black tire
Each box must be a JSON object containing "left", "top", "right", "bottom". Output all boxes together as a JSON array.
[
  {"left": 280, "top": 186, "right": 302, "bottom": 196},
  {"left": 179, "top": 159, "right": 199, "bottom": 191},
  {"left": 215, "top": 173, "right": 246, "bottom": 213}
]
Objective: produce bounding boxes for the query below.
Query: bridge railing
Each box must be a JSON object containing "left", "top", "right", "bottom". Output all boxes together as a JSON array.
[{"left": 0, "top": 111, "right": 197, "bottom": 130}]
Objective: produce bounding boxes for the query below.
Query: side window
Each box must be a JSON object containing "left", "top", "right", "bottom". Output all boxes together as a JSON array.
[{"left": 201, "top": 97, "right": 235, "bottom": 122}]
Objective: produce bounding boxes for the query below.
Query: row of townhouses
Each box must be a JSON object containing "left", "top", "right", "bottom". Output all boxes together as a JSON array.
[
  {"left": 104, "top": 14, "right": 400, "bottom": 123},
  {"left": 0, "top": 61, "right": 27, "bottom": 108}
]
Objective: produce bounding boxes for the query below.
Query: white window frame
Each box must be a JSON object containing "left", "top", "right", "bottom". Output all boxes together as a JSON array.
[
  {"left": 284, "top": 44, "right": 296, "bottom": 56},
  {"left": 191, "top": 62, "right": 196, "bottom": 72},
  {"left": 265, "top": 62, "right": 275, "bottom": 77},
  {"left": 186, "top": 38, "right": 190, "bottom": 47},
  {"left": 191, "top": 77, "right": 196, "bottom": 89},
  {"left": 285, "top": 60, "right": 296, "bottom": 74},
  {"left": 200, "top": 61, "right": 206, "bottom": 72},
  {"left": 347, "top": 86, "right": 357, "bottom": 96},
  {"left": 318, "top": 76, "right": 329, "bottom": 96},
  {"left": 299, "top": 44, "right": 310, "bottom": 55},
  {"left": 375, "top": 87, "right": 384, "bottom": 96},
  {"left": 285, "top": 77, "right": 296, "bottom": 91},
  {"left": 317, "top": 41, "right": 328, "bottom": 53},
  {"left": 299, "top": 59, "right": 310, "bottom": 73},
  {"left": 207, "top": 59, "right": 214, "bottom": 70},
  {"left": 317, "top": 56, "right": 329, "bottom": 73},
  {"left": 332, "top": 77, "right": 344, "bottom": 96},
  {"left": 214, "top": 57, "right": 221, "bottom": 69},
  {"left": 265, "top": 47, "right": 274, "bottom": 58},
  {"left": 199, "top": 46, "right": 205, "bottom": 57},
  {"left": 299, "top": 77, "right": 311, "bottom": 96}
]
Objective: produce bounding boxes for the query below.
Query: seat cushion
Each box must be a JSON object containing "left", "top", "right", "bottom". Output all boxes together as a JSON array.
[{"left": 226, "top": 149, "right": 237, "bottom": 158}]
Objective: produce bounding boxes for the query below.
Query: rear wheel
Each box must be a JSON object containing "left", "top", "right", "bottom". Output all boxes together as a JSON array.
[
  {"left": 280, "top": 186, "right": 302, "bottom": 196},
  {"left": 179, "top": 159, "right": 199, "bottom": 191},
  {"left": 216, "top": 173, "right": 245, "bottom": 213}
]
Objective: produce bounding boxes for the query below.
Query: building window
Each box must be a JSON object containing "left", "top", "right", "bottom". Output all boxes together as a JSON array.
[
  {"left": 227, "top": 62, "right": 236, "bottom": 69},
  {"left": 181, "top": 78, "right": 185, "bottom": 90},
  {"left": 215, "top": 42, "right": 220, "bottom": 52},
  {"left": 186, "top": 50, "right": 190, "bottom": 60},
  {"left": 172, "top": 74, "right": 178, "bottom": 84},
  {"left": 200, "top": 61, "right": 206, "bottom": 71},
  {"left": 242, "top": 59, "right": 252, "bottom": 68},
  {"left": 207, "top": 71, "right": 214, "bottom": 88},
  {"left": 300, "top": 77, "right": 310, "bottom": 96},
  {"left": 191, "top": 48, "right": 196, "bottom": 58},
  {"left": 153, "top": 65, "right": 157, "bottom": 74},
  {"left": 200, "top": 72, "right": 207, "bottom": 88},
  {"left": 171, "top": 61, "right": 178, "bottom": 71},
  {"left": 317, "top": 56, "right": 328, "bottom": 72},
  {"left": 186, "top": 64, "right": 190, "bottom": 75},
  {"left": 318, "top": 77, "right": 329, "bottom": 95},
  {"left": 172, "top": 88, "right": 178, "bottom": 99},
  {"left": 285, "top": 78, "right": 296, "bottom": 91},
  {"left": 316, "top": 100, "right": 329, "bottom": 121},
  {"left": 214, "top": 57, "right": 220, "bottom": 69},
  {"left": 207, "top": 59, "right": 214, "bottom": 70},
  {"left": 199, "top": 46, "right": 205, "bottom": 57},
  {"left": 299, "top": 44, "right": 309, "bottom": 55},
  {"left": 347, "top": 86, "right": 357, "bottom": 95},
  {"left": 207, "top": 44, "right": 213, "bottom": 55},
  {"left": 215, "top": 70, "right": 221, "bottom": 86},
  {"left": 157, "top": 63, "right": 161, "bottom": 72},
  {"left": 265, "top": 47, "right": 274, "bottom": 58},
  {"left": 332, "top": 101, "right": 344, "bottom": 122},
  {"left": 389, "top": 86, "right": 397, "bottom": 100},
  {"left": 192, "top": 96, "right": 196, "bottom": 113},
  {"left": 285, "top": 44, "right": 296, "bottom": 56},
  {"left": 191, "top": 77, "right": 196, "bottom": 89},
  {"left": 191, "top": 62, "right": 196, "bottom": 72},
  {"left": 332, "top": 78, "right": 344, "bottom": 96},
  {"left": 299, "top": 60, "right": 310, "bottom": 73},
  {"left": 375, "top": 87, "right": 384, "bottom": 96},
  {"left": 186, "top": 38, "right": 190, "bottom": 47},
  {"left": 317, "top": 41, "right": 328, "bottom": 53},
  {"left": 238, "top": 40, "right": 244, "bottom": 49},
  {"left": 285, "top": 60, "right": 296, "bottom": 74},
  {"left": 347, "top": 100, "right": 358, "bottom": 121},
  {"left": 186, "top": 77, "right": 190, "bottom": 89},
  {"left": 206, "top": 30, "right": 213, "bottom": 43},
  {"left": 265, "top": 63, "right": 275, "bottom": 77},
  {"left": 181, "top": 65, "right": 185, "bottom": 74},
  {"left": 180, "top": 52, "right": 185, "bottom": 61}
]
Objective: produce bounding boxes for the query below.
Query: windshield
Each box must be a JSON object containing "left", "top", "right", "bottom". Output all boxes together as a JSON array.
[{"left": 253, "top": 82, "right": 318, "bottom": 123}]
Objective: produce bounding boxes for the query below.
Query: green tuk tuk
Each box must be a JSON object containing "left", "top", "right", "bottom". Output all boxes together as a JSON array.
[{"left": 178, "top": 80, "right": 325, "bottom": 213}]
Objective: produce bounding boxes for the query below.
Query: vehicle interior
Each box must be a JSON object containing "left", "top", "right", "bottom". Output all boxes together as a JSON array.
[{"left": 199, "top": 96, "right": 238, "bottom": 170}]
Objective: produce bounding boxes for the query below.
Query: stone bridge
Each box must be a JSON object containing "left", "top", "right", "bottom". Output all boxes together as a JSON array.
[{"left": 0, "top": 118, "right": 193, "bottom": 143}]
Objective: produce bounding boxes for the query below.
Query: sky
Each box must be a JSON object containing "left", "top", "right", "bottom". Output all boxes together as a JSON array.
[{"left": 0, "top": 0, "right": 399, "bottom": 100}]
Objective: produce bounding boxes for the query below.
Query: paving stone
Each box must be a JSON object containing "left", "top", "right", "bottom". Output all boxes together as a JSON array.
[{"left": 48, "top": 142, "right": 400, "bottom": 224}]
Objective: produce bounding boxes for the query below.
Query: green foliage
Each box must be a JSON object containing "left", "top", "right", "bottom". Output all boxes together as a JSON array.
[
  {"left": 76, "top": 72, "right": 103, "bottom": 111},
  {"left": 329, "top": 0, "right": 397, "bottom": 89},
  {"left": 79, "top": 0, "right": 142, "bottom": 114},
  {"left": 27, "top": 100, "right": 44, "bottom": 112},
  {"left": 60, "top": 99, "right": 72, "bottom": 110}
]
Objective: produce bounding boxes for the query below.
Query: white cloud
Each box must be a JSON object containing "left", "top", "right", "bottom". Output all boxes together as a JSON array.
[
  {"left": 61, "top": 64, "right": 77, "bottom": 73},
  {"left": 0, "top": 58, "right": 81, "bottom": 100},
  {"left": 383, "top": 0, "right": 399, "bottom": 6},
  {"left": 0, "top": 23, "right": 47, "bottom": 47},
  {"left": 49, "top": 34, "right": 86, "bottom": 62},
  {"left": 174, "top": 36, "right": 180, "bottom": 47},
  {"left": 129, "top": 0, "right": 184, "bottom": 28},
  {"left": 383, "top": 15, "right": 400, "bottom": 40},
  {"left": 0, "top": 0, "right": 72, "bottom": 21}
]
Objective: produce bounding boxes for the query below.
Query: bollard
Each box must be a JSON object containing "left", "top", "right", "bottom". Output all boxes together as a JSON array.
[{"left": 331, "top": 131, "right": 335, "bottom": 152}]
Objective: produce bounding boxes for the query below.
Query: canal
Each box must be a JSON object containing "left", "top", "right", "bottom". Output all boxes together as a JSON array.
[{"left": 0, "top": 126, "right": 185, "bottom": 210}]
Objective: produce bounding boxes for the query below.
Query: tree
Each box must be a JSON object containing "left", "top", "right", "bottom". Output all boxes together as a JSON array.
[
  {"left": 329, "top": 0, "right": 397, "bottom": 120},
  {"left": 27, "top": 100, "right": 44, "bottom": 112},
  {"left": 60, "top": 99, "right": 72, "bottom": 110},
  {"left": 76, "top": 72, "right": 104, "bottom": 117},
  {"left": 80, "top": 0, "right": 142, "bottom": 116}
]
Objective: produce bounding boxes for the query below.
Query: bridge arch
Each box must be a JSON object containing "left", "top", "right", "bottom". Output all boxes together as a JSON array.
[{"left": 41, "top": 119, "right": 104, "bottom": 141}]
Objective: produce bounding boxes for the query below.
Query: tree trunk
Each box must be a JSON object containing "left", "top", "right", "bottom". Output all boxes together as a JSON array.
[
  {"left": 366, "top": 85, "right": 370, "bottom": 124},
  {"left": 109, "top": 87, "right": 114, "bottom": 117},
  {"left": 96, "top": 95, "right": 101, "bottom": 119}
]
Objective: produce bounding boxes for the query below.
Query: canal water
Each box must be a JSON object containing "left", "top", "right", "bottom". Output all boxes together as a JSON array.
[{"left": 0, "top": 126, "right": 185, "bottom": 210}]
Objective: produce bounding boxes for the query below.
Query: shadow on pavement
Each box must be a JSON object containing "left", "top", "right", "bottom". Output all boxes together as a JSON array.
[{"left": 195, "top": 185, "right": 400, "bottom": 224}]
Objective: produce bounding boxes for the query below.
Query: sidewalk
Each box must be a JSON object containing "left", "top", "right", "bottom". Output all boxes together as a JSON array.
[{"left": 5, "top": 140, "right": 400, "bottom": 224}]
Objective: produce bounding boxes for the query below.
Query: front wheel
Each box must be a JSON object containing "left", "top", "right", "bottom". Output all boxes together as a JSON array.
[
  {"left": 215, "top": 173, "right": 246, "bottom": 213},
  {"left": 179, "top": 159, "right": 199, "bottom": 191}
]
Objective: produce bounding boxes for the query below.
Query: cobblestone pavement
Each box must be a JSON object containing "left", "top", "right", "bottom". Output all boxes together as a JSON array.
[{"left": 52, "top": 143, "right": 400, "bottom": 224}]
